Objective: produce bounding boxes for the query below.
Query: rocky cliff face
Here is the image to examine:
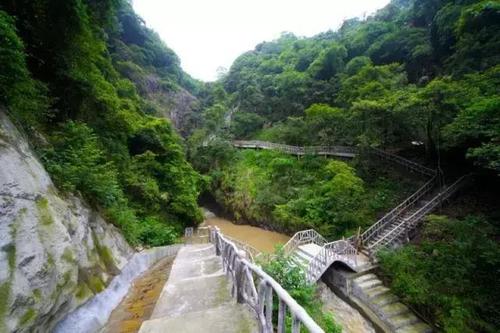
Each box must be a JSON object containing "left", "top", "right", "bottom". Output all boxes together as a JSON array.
[{"left": 0, "top": 110, "right": 134, "bottom": 333}]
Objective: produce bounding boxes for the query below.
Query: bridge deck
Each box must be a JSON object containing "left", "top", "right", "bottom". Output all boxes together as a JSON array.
[{"left": 139, "top": 244, "right": 258, "bottom": 333}]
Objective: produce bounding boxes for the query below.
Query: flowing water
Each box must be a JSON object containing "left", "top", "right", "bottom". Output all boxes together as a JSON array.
[{"left": 204, "top": 214, "right": 290, "bottom": 253}]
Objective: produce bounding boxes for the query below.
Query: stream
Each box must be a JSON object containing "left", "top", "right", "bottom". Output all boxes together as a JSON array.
[{"left": 203, "top": 209, "right": 375, "bottom": 333}]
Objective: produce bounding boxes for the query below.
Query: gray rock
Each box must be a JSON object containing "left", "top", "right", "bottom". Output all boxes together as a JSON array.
[{"left": 0, "top": 110, "right": 134, "bottom": 333}]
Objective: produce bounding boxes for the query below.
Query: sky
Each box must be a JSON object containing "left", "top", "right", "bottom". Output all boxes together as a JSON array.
[{"left": 133, "top": 0, "right": 390, "bottom": 82}]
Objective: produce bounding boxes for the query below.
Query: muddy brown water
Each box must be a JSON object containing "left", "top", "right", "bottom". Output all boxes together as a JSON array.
[
  {"left": 103, "top": 211, "right": 373, "bottom": 333},
  {"left": 204, "top": 216, "right": 290, "bottom": 253}
]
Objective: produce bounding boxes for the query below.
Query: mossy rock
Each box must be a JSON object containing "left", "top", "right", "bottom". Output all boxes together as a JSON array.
[
  {"left": 61, "top": 248, "right": 76, "bottom": 264},
  {"left": 0, "top": 282, "right": 11, "bottom": 332},
  {"left": 88, "top": 276, "right": 105, "bottom": 294},
  {"left": 36, "top": 197, "right": 54, "bottom": 225},
  {"left": 75, "top": 283, "right": 92, "bottom": 300},
  {"left": 19, "top": 308, "right": 36, "bottom": 326}
]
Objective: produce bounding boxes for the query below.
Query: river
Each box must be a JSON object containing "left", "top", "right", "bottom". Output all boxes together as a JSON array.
[
  {"left": 203, "top": 209, "right": 375, "bottom": 333},
  {"left": 99, "top": 210, "right": 373, "bottom": 333}
]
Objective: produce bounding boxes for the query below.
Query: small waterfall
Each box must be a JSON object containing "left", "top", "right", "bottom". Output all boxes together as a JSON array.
[{"left": 54, "top": 245, "right": 182, "bottom": 333}]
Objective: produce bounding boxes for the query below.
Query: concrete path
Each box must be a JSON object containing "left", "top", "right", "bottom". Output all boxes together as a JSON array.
[{"left": 139, "top": 244, "right": 258, "bottom": 333}]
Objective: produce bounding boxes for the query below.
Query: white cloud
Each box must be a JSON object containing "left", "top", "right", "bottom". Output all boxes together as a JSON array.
[{"left": 132, "top": 0, "right": 390, "bottom": 81}]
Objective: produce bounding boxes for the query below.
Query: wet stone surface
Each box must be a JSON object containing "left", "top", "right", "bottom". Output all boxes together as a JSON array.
[{"left": 102, "top": 256, "right": 174, "bottom": 333}]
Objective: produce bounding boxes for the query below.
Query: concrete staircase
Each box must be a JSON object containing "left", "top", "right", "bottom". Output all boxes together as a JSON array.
[
  {"left": 290, "top": 243, "right": 322, "bottom": 269},
  {"left": 351, "top": 272, "right": 431, "bottom": 333},
  {"left": 139, "top": 244, "right": 258, "bottom": 333}
]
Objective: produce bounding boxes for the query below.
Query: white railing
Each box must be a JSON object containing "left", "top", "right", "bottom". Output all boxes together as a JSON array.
[
  {"left": 306, "top": 240, "right": 358, "bottom": 282},
  {"left": 223, "top": 234, "right": 262, "bottom": 263},
  {"left": 368, "top": 175, "right": 470, "bottom": 251},
  {"left": 283, "top": 229, "right": 328, "bottom": 255},
  {"left": 210, "top": 227, "right": 324, "bottom": 333},
  {"left": 360, "top": 175, "right": 437, "bottom": 245}
]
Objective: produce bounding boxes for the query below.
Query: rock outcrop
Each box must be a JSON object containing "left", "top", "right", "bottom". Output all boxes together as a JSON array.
[{"left": 0, "top": 110, "right": 134, "bottom": 333}]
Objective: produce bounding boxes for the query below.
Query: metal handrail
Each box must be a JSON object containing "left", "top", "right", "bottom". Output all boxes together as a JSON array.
[
  {"left": 368, "top": 175, "right": 469, "bottom": 251},
  {"left": 369, "top": 147, "right": 436, "bottom": 177},
  {"left": 360, "top": 175, "right": 437, "bottom": 244},
  {"left": 210, "top": 227, "right": 324, "bottom": 333}
]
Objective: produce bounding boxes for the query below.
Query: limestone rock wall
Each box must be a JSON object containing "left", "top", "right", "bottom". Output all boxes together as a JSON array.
[{"left": 0, "top": 110, "right": 134, "bottom": 333}]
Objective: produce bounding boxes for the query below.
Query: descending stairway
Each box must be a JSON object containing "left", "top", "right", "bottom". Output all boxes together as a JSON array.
[
  {"left": 290, "top": 244, "right": 323, "bottom": 270},
  {"left": 139, "top": 244, "right": 258, "bottom": 333},
  {"left": 351, "top": 272, "right": 432, "bottom": 333}
]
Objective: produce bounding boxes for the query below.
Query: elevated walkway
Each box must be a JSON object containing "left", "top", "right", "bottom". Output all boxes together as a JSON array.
[{"left": 139, "top": 244, "right": 258, "bottom": 333}]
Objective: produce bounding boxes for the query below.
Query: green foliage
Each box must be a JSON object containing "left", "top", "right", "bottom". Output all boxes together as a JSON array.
[
  {"left": 378, "top": 215, "right": 500, "bottom": 332},
  {"left": 262, "top": 247, "right": 342, "bottom": 333},
  {"left": 203, "top": 148, "right": 413, "bottom": 239},
  {"left": 42, "top": 122, "right": 123, "bottom": 207},
  {"left": 0, "top": 1, "right": 203, "bottom": 247},
  {"left": 0, "top": 10, "right": 47, "bottom": 125}
]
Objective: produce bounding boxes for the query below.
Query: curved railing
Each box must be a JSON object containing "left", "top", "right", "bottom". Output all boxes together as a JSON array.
[
  {"left": 368, "top": 175, "right": 470, "bottom": 251},
  {"left": 223, "top": 234, "right": 262, "bottom": 263},
  {"left": 210, "top": 227, "right": 324, "bottom": 333},
  {"left": 360, "top": 175, "right": 437, "bottom": 245},
  {"left": 283, "top": 229, "right": 328, "bottom": 255},
  {"left": 306, "top": 240, "right": 358, "bottom": 282}
]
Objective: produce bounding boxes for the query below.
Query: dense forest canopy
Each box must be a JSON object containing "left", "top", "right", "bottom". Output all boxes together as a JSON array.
[
  {"left": 187, "top": 1, "right": 500, "bottom": 331},
  {"left": 0, "top": 0, "right": 499, "bottom": 331},
  {"left": 0, "top": 0, "right": 205, "bottom": 246},
  {"left": 193, "top": 0, "right": 499, "bottom": 175}
]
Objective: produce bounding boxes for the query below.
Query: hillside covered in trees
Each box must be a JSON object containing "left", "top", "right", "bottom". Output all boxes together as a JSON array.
[
  {"left": 1, "top": 0, "right": 499, "bottom": 331},
  {"left": 0, "top": 0, "right": 205, "bottom": 246},
  {"left": 189, "top": 0, "right": 500, "bottom": 331}
]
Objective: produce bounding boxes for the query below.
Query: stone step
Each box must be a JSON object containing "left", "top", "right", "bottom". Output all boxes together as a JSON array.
[
  {"left": 290, "top": 255, "right": 309, "bottom": 269},
  {"left": 381, "top": 302, "right": 410, "bottom": 318},
  {"left": 396, "top": 321, "right": 432, "bottom": 333},
  {"left": 139, "top": 244, "right": 258, "bottom": 333},
  {"left": 294, "top": 249, "right": 315, "bottom": 263},
  {"left": 389, "top": 311, "right": 421, "bottom": 329},
  {"left": 358, "top": 278, "right": 382, "bottom": 290},
  {"left": 370, "top": 292, "right": 399, "bottom": 307},
  {"left": 366, "top": 285, "right": 391, "bottom": 300},
  {"left": 353, "top": 273, "right": 378, "bottom": 284}
]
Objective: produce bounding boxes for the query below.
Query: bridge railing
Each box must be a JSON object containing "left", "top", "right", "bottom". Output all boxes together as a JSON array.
[
  {"left": 368, "top": 175, "right": 470, "bottom": 251},
  {"left": 369, "top": 147, "right": 436, "bottom": 177},
  {"left": 283, "top": 229, "right": 328, "bottom": 255},
  {"left": 360, "top": 175, "right": 437, "bottom": 245},
  {"left": 210, "top": 227, "right": 324, "bottom": 333},
  {"left": 306, "top": 240, "right": 358, "bottom": 282}
]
